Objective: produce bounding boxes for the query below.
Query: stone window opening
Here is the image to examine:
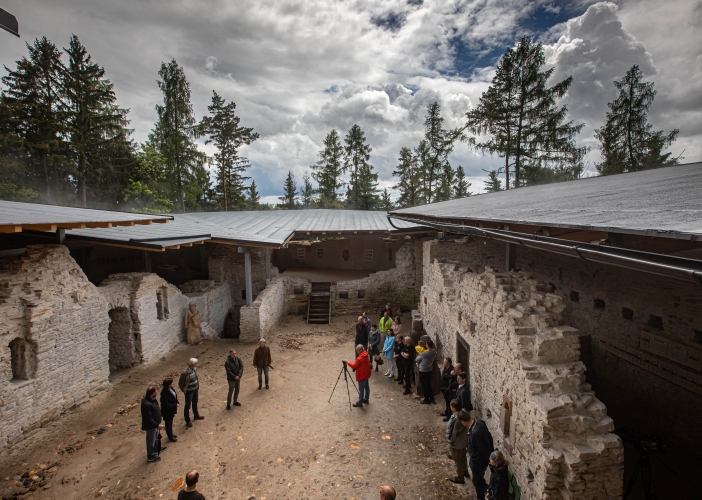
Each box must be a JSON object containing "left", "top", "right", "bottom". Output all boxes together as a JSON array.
[
  {"left": 622, "top": 307, "right": 634, "bottom": 321},
  {"left": 156, "top": 286, "right": 169, "bottom": 320},
  {"left": 527, "top": 470, "right": 534, "bottom": 483},
  {"left": 364, "top": 249, "right": 373, "bottom": 261},
  {"left": 293, "top": 286, "right": 304, "bottom": 295},
  {"left": 594, "top": 298, "right": 605, "bottom": 310},
  {"left": 108, "top": 307, "right": 139, "bottom": 372},
  {"left": 9, "top": 337, "right": 37, "bottom": 381},
  {"left": 339, "top": 291, "right": 349, "bottom": 299},
  {"left": 570, "top": 291, "right": 579, "bottom": 302},
  {"left": 357, "top": 289, "right": 365, "bottom": 298},
  {"left": 648, "top": 315, "right": 663, "bottom": 329}
]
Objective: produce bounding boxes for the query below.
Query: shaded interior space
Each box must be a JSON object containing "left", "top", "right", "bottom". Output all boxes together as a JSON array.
[{"left": 281, "top": 267, "right": 371, "bottom": 282}]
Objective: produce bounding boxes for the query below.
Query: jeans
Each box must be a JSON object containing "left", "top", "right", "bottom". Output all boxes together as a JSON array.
[
  {"left": 469, "top": 459, "right": 489, "bottom": 500},
  {"left": 145, "top": 428, "right": 159, "bottom": 459},
  {"left": 184, "top": 389, "right": 199, "bottom": 423},
  {"left": 451, "top": 447, "right": 468, "bottom": 479},
  {"left": 163, "top": 416, "right": 175, "bottom": 440},
  {"left": 420, "top": 370, "right": 434, "bottom": 402},
  {"left": 257, "top": 366, "right": 269, "bottom": 386},
  {"left": 227, "top": 379, "right": 240, "bottom": 406},
  {"left": 357, "top": 379, "right": 370, "bottom": 403}
]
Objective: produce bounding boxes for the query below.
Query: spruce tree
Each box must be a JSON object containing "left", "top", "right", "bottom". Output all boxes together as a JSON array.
[
  {"left": 595, "top": 65, "right": 679, "bottom": 175},
  {"left": 149, "top": 59, "right": 205, "bottom": 212},
  {"left": 63, "top": 35, "right": 131, "bottom": 207},
  {"left": 392, "top": 146, "right": 420, "bottom": 208},
  {"left": 246, "top": 180, "right": 260, "bottom": 210},
  {"left": 1, "top": 37, "right": 67, "bottom": 202},
  {"left": 454, "top": 166, "right": 472, "bottom": 198},
  {"left": 279, "top": 170, "right": 298, "bottom": 209},
  {"left": 484, "top": 170, "right": 502, "bottom": 192},
  {"left": 298, "top": 172, "right": 316, "bottom": 209},
  {"left": 379, "top": 188, "right": 394, "bottom": 211},
  {"left": 310, "top": 129, "right": 345, "bottom": 208},
  {"left": 199, "top": 91, "right": 258, "bottom": 210},
  {"left": 343, "top": 124, "right": 377, "bottom": 209}
]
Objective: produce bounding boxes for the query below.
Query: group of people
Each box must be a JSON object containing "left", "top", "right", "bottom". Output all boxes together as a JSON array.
[{"left": 140, "top": 339, "right": 273, "bottom": 462}]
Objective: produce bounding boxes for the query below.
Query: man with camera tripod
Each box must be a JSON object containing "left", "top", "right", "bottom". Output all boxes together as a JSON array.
[{"left": 344, "top": 345, "right": 372, "bottom": 408}]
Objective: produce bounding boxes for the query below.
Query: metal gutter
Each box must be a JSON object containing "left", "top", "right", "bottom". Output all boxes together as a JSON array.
[{"left": 390, "top": 215, "right": 702, "bottom": 286}]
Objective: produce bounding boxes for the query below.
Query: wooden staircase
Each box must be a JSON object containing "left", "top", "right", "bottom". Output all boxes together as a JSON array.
[{"left": 307, "top": 282, "right": 331, "bottom": 325}]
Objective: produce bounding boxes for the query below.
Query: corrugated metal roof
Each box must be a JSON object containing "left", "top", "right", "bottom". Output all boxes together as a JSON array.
[
  {"left": 391, "top": 162, "right": 702, "bottom": 241},
  {"left": 67, "top": 209, "right": 424, "bottom": 249},
  {"left": 0, "top": 200, "right": 172, "bottom": 233}
]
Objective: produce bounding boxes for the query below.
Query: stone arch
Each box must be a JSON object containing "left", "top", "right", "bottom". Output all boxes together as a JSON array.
[{"left": 107, "top": 307, "right": 140, "bottom": 372}]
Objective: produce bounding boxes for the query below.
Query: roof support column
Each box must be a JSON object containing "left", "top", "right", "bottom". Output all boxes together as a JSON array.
[
  {"left": 244, "top": 247, "right": 253, "bottom": 306},
  {"left": 506, "top": 243, "right": 517, "bottom": 272},
  {"left": 265, "top": 248, "right": 271, "bottom": 283}
]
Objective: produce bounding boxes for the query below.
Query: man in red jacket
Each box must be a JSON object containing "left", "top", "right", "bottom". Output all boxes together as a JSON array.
[{"left": 344, "top": 345, "right": 371, "bottom": 408}]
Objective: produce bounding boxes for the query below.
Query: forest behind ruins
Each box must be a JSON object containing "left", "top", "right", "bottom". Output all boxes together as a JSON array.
[{"left": 0, "top": 34, "right": 681, "bottom": 214}]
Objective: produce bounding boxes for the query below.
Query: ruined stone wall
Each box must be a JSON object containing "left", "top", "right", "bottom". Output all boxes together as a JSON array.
[
  {"left": 421, "top": 250, "right": 624, "bottom": 499},
  {"left": 99, "top": 274, "right": 232, "bottom": 366},
  {"left": 208, "top": 246, "right": 268, "bottom": 307},
  {"left": 332, "top": 241, "right": 419, "bottom": 316},
  {"left": 0, "top": 245, "right": 111, "bottom": 451}
]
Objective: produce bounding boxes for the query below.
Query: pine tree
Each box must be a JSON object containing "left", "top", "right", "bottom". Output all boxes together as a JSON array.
[
  {"left": 392, "top": 146, "right": 420, "bottom": 208},
  {"left": 484, "top": 170, "right": 502, "bottom": 192},
  {"left": 343, "top": 124, "right": 377, "bottom": 209},
  {"left": 454, "top": 165, "right": 472, "bottom": 198},
  {"left": 123, "top": 144, "right": 172, "bottom": 213},
  {"left": 419, "top": 103, "right": 464, "bottom": 203},
  {"left": 199, "top": 91, "right": 258, "bottom": 211},
  {"left": 378, "top": 188, "right": 394, "bottom": 211},
  {"left": 467, "top": 37, "right": 586, "bottom": 188},
  {"left": 246, "top": 180, "right": 260, "bottom": 210},
  {"left": 298, "top": 171, "right": 316, "bottom": 209},
  {"left": 311, "top": 129, "right": 345, "bottom": 208},
  {"left": 63, "top": 35, "right": 131, "bottom": 207},
  {"left": 1, "top": 37, "right": 67, "bottom": 202},
  {"left": 595, "top": 65, "right": 680, "bottom": 175},
  {"left": 279, "top": 170, "right": 298, "bottom": 209},
  {"left": 149, "top": 59, "right": 206, "bottom": 213}
]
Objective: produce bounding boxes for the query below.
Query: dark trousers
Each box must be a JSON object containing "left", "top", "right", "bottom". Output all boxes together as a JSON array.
[
  {"left": 396, "top": 357, "right": 404, "bottom": 380},
  {"left": 469, "top": 459, "right": 488, "bottom": 500},
  {"left": 442, "top": 388, "right": 453, "bottom": 416},
  {"left": 163, "top": 415, "right": 175, "bottom": 440},
  {"left": 451, "top": 447, "right": 468, "bottom": 479},
  {"left": 419, "top": 370, "right": 434, "bottom": 402},
  {"left": 403, "top": 362, "right": 413, "bottom": 391},
  {"left": 184, "top": 389, "right": 199, "bottom": 423},
  {"left": 227, "top": 379, "right": 240, "bottom": 406}
]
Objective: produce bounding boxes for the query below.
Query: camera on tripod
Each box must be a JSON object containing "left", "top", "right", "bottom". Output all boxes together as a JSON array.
[{"left": 615, "top": 427, "right": 665, "bottom": 455}]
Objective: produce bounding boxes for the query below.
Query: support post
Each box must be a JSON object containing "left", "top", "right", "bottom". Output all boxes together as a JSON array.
[
  {"left": 265, "top": 248, "right": 271, "bottom": 282},
  {"left": 144, "top": 251, "right": 152, "bottom": 272},
  {"left": 244, "top": 247, "right": 253, "bottom": 306},
  {"left": 506, "top": 243, "right": 517, "bottom": 272},
  {"left": 55, "top": 228, "right": 65, "bottom": 244}
]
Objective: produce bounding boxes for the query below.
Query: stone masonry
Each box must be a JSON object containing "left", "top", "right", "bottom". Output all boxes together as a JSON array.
[
  {"left": 0, "top": 245, "right": 111, "bottom": 451},
  {"left": 422, "top": 257, "right": 624, "bottom": 499}
]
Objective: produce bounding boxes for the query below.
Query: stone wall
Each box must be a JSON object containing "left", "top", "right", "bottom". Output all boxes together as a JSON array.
[
  {"left": 99, "top": 274, "right": 232, "bottom": 366},
  {"left": 208, "top": 246, "right": 269, "bottom": 307},
  {"left": 421, "top": 255, "right": 624, "bottom": 499},
  {"left": 0, "top": 245, "right": 111, "bottom": 451}
]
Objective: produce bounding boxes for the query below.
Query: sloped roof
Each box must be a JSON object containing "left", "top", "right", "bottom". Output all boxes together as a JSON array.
[{"left": 391, "top": 162, "right": 702, "bottom": 241}]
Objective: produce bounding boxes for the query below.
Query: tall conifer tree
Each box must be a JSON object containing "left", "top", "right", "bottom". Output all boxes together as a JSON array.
[
  {"left": 246, "top": 180, "right": 260, "bottom": 210},
  {"left": 279, "top": 170, "right": 298, "bottom": 209},
  {"left": 453, "top": 166, "right": 471, "bottom": 198},
  {"left": 343, "top": 124, "right": 378, "bottom": 209},
  {"left": 311, "top": 129, "right": 345, "bottom": 208},
  {"left": 392, "top": 146, "right": 420, "bottom": 208},
  {"left": 298, "top": 172, "right": 316, "bottom": 209}
]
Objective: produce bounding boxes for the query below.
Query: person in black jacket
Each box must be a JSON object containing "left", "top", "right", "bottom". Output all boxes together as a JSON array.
[
  {"left": 225, "top": 349, "right": 244, "bottom": 409},
  {"left": 462, "top": 411, "right": 494, "bottom": 500},
  {"left": 354, "top": 316, "right": 369, "bottom": 358},
  {"left": 141, "top": 385, "right": 165, "bottom": 462},
  {"left": 160, "top": 378, "right": 179, "bottom": 442},
  {"left": 486, "top": 450, "right": 510, "bottom": 500},
  {"left": 393, "top": 334, "right": 405, "bottom": 382},
  {"left": 454, "top": 372, "right": 473, "bottom": 412},
  {"left": 399, "top": 336, "right": 415, "bottom": 394},
  {"left": 439, "top": 357, "right": 454, "bottom": 419}
]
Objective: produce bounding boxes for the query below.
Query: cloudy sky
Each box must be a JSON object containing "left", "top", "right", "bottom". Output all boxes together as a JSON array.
[{"left": 2, "top": 0, "right": 700, "bottom": 202}]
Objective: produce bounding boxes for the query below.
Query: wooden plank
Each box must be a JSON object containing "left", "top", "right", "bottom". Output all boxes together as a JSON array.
[
  {"left": 22, "top": 224, "right": 57, "bottom": 231},
  {"left": 152, "top": 219, "right": 169, "bottom": 224},
  {"left": 0, "top": 225, "right": 22, "bottom": 233},
  {"left": 85, "top": 222, "right": 113, "bottom": 228},
  {"left": 113, "top": 221, "right": 136, "bottom": 227},
  {"left": 57, "top": 223, "right": 86, "bottom": 229},
  {"left": 133, "top": 220, "right": 154, "bottom": 226}
]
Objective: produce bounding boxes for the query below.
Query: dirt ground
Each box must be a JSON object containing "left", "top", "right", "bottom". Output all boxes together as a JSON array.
[{"left": 1, "top": 315, "right": 476, "bottom": 500}]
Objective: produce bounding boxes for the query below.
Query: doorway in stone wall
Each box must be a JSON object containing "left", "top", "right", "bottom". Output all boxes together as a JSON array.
[
  {"left": 107, "top": 307, "right": 140, "bottom": 372},
  {"left": 456, "top": 333, "right": 470, "bottom": 389}
]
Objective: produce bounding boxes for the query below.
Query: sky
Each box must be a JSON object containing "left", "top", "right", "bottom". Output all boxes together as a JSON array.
[{"left": 1, "top": 0, "right": 700, "bottom": 204}]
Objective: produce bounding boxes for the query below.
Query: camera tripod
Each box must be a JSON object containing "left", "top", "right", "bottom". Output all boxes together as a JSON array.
[{"left": 328, "top": 361, "right": 359, "bottom": 411}]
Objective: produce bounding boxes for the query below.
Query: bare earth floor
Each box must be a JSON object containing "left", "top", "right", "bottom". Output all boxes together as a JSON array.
[{"left": 1, "top": 315, "right": 475, "bottom": 500}]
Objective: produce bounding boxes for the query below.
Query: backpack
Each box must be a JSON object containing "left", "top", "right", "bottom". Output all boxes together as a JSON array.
[{"left": 507, "top": 470, "right": 521, "bottom": 500}]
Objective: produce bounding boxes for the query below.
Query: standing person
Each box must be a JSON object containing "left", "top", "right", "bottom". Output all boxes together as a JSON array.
[
  {"left": 416, "top": 339, "right": 437, "bottom": 404},
  {"left": 160, "top": 378, "right": 179, "bottom": 442},
  {"left": 177, "top": 470, "right": 206, "bottom": 500},
  {"left": 141, "top": 385, "right": 165, "bottom": 462},
  {"left": 393, "top": 334, "right": 404, "bottom": 382},
  {"left": 380, "top": 485, "right": 396, "bottom": 500},
  {"left": 344, "top": 345, "right": 371, "bottom": 407},
  {"left": 446, "top": 408, "right": 470, "bottom": 484},
  {"left": 178, "top": 358, "right": 204, "bottom": 428},
  {"left": 378, "top": 311, "right": 393, "bottom": 352},
  {"left": 381, "top": 331, "right": 396, "bottom": 378},
  {"left": 362, "top": 311, "right": 371, "bottom": 330},
  {"left": 378, "top": 303, "right": 392, "bottom": 320},
  {"left": 462, "top": 411, "right": 494, "bottom": 500},
  {"left": 253, "top": 338, "right": 272, "bottom": 390},
  {"left": 391, "top": 316, "right": 402, "bottom": 337},
  {"left": 455, "top": 372, "right": 473, "bottom": 412},
  {"left": 368, "top": 323, "right": 381, "bottom": 372},
  {"left": 400, "top": 336, "right": 415, "bottom": 394},
  {"left": 440, "top": 357, "right": 455, "bottom": 420},
  {"left": 355, "top": 316, "right": 369, "bottom": 357},
  {"left": 225, "top": 349, "right": 243, "bottom": 409},
  {"left": 486, "top": 451, "right": 511, "bottom": 500}
]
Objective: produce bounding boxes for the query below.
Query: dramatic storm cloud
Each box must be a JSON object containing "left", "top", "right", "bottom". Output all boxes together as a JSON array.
[{"left": 1, "top": 0, "right": 698, "bottom": 200}]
